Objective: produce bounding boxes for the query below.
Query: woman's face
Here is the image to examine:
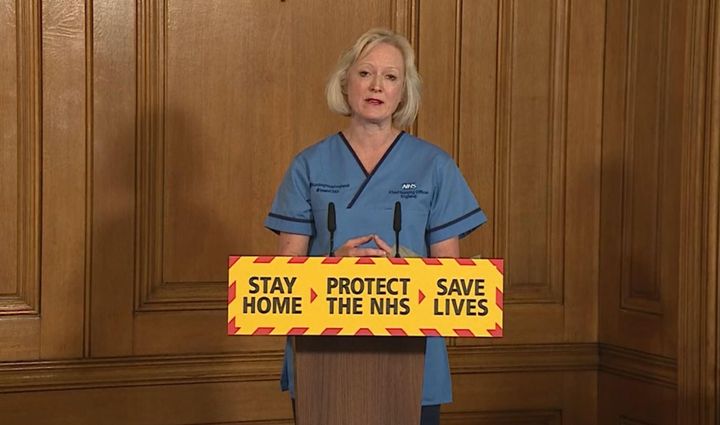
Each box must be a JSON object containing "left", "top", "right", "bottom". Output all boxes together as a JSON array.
[{"left": 345, "top": 42, "right": 405, "bottom": 127}]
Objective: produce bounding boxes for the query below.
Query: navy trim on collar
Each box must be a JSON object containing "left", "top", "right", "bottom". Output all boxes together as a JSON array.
[
  {"left": 340, "top": 131, "right": 405, "bottom": 209},
  {"left": 428, "top": 208, "right": 482, "bottom": 233}
]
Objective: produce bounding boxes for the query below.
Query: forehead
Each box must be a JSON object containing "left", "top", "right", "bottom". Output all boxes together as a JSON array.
[{"left": 355, "top": 42, "right": 404, "bottom": 68}]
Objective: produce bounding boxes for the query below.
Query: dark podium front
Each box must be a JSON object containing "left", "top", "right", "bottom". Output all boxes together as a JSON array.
[{"left": 293, "top": 336, "right": 426, "bottom": 425}]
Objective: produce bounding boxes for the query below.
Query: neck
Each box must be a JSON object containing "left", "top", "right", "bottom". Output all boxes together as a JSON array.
[{"left": 343, "top": 120, "right": 400, "bottom": 150}]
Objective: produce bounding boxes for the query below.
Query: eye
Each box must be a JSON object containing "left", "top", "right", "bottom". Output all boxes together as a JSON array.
[
  {"left": 386, "top": 74, "right": 398, "bottom": 81},
  {"left": 358, "top": 70, "right": 370, "bottom": 77}
]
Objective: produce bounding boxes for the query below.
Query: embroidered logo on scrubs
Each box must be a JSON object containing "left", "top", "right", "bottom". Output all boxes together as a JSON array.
[
  {"left": 310, "top": 182, "right": 350, "bottom": 194},
  {"left": 389, "top": 183, "right": 429, "bottom": 199}
]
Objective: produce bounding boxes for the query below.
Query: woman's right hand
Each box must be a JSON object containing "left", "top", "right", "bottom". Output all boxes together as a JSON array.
[{"left": 334, "top": 234, "right": 392, "bottom": 257}]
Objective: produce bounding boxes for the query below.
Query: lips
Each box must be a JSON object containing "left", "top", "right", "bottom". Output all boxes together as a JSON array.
[{"left": 365, "top": 98, "right": 384, "bottom": 105}]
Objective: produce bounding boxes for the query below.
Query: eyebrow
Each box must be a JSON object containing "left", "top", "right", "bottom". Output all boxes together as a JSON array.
[{"left": 355, "top": 63, "right": 402, "bottom": 72}]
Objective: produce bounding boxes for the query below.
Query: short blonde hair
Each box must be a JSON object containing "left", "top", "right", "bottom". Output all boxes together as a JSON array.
[{"left": 326, "top": 28, "right": 421, "bottom": 129}]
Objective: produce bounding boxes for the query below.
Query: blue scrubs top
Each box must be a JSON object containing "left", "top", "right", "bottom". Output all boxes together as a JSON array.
[{"left": 264, "top": 131, "right": 487, "bottom": 405}]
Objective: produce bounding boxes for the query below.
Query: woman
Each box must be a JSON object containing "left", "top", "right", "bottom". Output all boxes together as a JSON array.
[{"left": 264, "top": 28, "right": 487, "bottom": 425}]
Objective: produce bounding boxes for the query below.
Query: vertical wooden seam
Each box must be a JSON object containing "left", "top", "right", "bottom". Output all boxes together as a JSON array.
[
  {"left": 549, "top": 0, "right": 570, "bottom": 304},
  {"left": 84, "top": 0, "right": 94, "bottom": 357},
  {"left": 619, "top": 0, "right": 637, "bottom": 314},
  {"left": 494, "top": 0, "right": 512, "bottom": 278},
  {"left": 453, "top": 0, "right": 462, "bottom": 162}
]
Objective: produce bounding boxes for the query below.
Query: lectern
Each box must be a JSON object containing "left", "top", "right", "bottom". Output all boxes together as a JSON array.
[
  {"left": 228, "top": 255, "right": 504, "bottom": 424},
  {"left": 293, "top": 336, "right": 425, "bottom": 425}
]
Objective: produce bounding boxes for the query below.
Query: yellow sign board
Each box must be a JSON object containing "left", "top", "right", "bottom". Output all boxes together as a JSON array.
[{"left": 227, "top": 256, "right": 503, "bottom": 337}]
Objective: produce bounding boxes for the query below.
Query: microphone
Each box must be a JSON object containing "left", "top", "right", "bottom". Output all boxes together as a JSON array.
[
  {"left": 327, "top": 202, "right": 336, "bottom": 256},
  {"left": 393, "top": 201, "right": 401, "bottom": 258}
]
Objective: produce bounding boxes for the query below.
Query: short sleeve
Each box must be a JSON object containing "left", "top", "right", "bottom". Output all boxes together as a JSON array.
[
  {"left": 426, "top": 156, "right": 487, "bottom": 245},
  {"left": 264, "top": 155, "right": 316, "bottom": 236}
]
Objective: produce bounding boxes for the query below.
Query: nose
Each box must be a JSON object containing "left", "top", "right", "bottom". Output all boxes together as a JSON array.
[{"left": 370, "top": 76, "right": 382, "bottom": 92}]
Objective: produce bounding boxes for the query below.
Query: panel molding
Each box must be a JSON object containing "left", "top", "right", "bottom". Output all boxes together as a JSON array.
[
  {"left": 0, "top": 351, "right": 283, "bottom": 393},
  {"left": 136, "top": 0, "right": 223, "bottom": 312},
  {"left": 449, "top": 343, "right": 597, "bottom": 374},
  {"left": 441, "top": 409, "right": 561, "bottom": 425},
  {"left": 0, "top": 343, "right": 598, "bottom": 393},
  {"left": 1, "top": 0, "right": 42, "bottom": 316},
  {"left": 598, "top": 343, "right": 676, "bottom": 389},
  {"left": 618, "top": 0, "right": 671, "bottom": 316},
  {"left": 496, "top": 0, "right": 569, "bottom": 305}
]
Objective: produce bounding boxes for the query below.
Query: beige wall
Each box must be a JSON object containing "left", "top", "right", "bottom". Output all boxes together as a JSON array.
[{"left": 0, "top": 1, "right": 718, "bottom": 424}]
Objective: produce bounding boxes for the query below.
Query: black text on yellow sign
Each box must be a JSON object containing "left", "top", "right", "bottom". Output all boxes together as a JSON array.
[{"left": 228, "top": 257, "right": 504, "bottom": 337}]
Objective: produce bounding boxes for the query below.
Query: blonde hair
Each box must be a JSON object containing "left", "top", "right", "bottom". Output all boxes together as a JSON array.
[{"left": 326, "top": 28, "right": 421, "bottom": 129}]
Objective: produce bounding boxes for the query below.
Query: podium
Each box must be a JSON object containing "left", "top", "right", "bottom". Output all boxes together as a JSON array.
[
  {"left": 227, "top": 255, "right": 504, "bottom": 424},
  {"left": 293, "top": 336, "right": 425, "bottom": 425}
]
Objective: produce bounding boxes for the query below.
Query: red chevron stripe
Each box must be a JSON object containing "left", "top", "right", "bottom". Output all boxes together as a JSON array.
[
  {"left": 288, "top": 327, "right": 309, "bottom": 335},
  {"left": 490, "top": 258, "right": 504, "bottom": 274},
  {"left": 454, "top": 329, "right": 475, "bottom": 337},
  {"left": 355, "top": 328, "right": 374, "bottom": 336},
  {"left": 228, "top": 256, "right": 240, "bottom": 268},
  {"left": 228, "top": 281, "right": 236, "bottom": 304},
  {"left": 455, "top": 258, "right": 476, "bottom": 266},
  {"left": 322, "top": 257, "right": 342, "bottom": 264},
  {"left": 496, "top": 288, "right": 504, "bottom": 310},
  {"left": 252, "top": 327, "right": 275, "bottom": 335},
  {"left": 321, "top": 328, "right": 342, "bottom": 335},
  {"left": 421, "top": 328, "right": 441, "bottom": 336},
  {"left": 227, "top": 317, "right": 240, "bottom": 335},
  {"left": 355, "top": 258, "right": 375, "bottom": 265},
  {"left": 254, "top": 256, "right": 275, "bottom": 263},
  {"left": 388, "top": 257, "right": 409, "bottom": 265},
  {"left": 487, "top": 323, "right": 503, "bottom": 337},
  {"left": 386, "top": 328, "right": 407, "bottom": 336},
  {"left": 288, "top": 256, "right": 308, "bottom": 264},
  {"left": 422, "top": 258, "right": 442, "bottom": 265}
]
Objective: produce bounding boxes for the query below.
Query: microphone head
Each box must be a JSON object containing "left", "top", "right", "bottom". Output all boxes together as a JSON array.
[
  {"left": 393, "top": 201, "right": 402, "bottom": 232},
  {"left": 327, "top": 202, "right": 336, "bottom": 232}
]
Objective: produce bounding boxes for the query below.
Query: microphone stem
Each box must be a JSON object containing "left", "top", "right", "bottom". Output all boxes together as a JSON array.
[{"left": 394, "top": 231, "right": 400, "bottom": 258}]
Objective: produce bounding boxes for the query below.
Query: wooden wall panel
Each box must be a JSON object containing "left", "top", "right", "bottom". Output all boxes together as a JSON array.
[
  {"left": 599, "top": 0, "right": 690, "bottom": 423},
  {"left": 0, "top": 0, "right": 43, "bottom": 361},
  {"left": 90, "top": 0, "right": 418, "bottom": 354},
  {"left": 600, "top": 0, "right": 686, "bottom": 357},
  {"left": 0, "top": 381, "right": 294, "bottom": 425},
  {"left": 0, "top": 0, "right": 40, "bottom": 316},
  {"left": 39, "top": 0, "right": 88, "bottom": 359},
  {"left": 598, "top": 372, "right": 676, "bottom": 425},
  {"left": 452, "top": 0, "right": 604, "bottom": 346},
  {"left": 447, "top": 371, "right": 596, "bottom": 425}
]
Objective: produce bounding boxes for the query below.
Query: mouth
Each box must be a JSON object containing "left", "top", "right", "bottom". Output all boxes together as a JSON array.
[{"left": 365, "top": 98, "right": 384, "bottom": 105}]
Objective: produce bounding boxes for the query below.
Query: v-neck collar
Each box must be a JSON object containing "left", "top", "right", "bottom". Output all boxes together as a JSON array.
[{"left": 338, "top": 131, "right": 405, "bottom": 208}]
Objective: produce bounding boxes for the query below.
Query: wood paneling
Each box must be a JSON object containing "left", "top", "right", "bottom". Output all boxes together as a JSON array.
[
  {"left": 0, "top": 381, "right": 294, "bottom": 425},
  {"left": 599, "top": 373, "right": 676, "bottom": 425},
  {"left": 0, "top": 0, "right": 40, "bottom": 316},
  {"left": 1, "top": 0, "right": 718, "bottom": 423},
  {"left": 678, "top": 0, "right": 720, "bottom": 423},
  {"left": 91, "top": 0, "right": 417, "bottom": 356},
  {"left": 454, "top": 0, "right": 604, "bottom": 346},
  {"left": 600, "top": 0, "right": 686, "bottom": 356},
  {"left": 39, "top": 0, "right": 88, "bottom": 360}
]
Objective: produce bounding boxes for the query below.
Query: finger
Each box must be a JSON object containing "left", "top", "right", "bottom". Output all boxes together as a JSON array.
[
  {"left": 344, "top": 234, "right": 375, "bottom": 247},
  {"left": 372, "top": 234, "right": 393, "bottom": 254},
  {"left": 352, "top": 248, "right": 388, "bottom": 257}
]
